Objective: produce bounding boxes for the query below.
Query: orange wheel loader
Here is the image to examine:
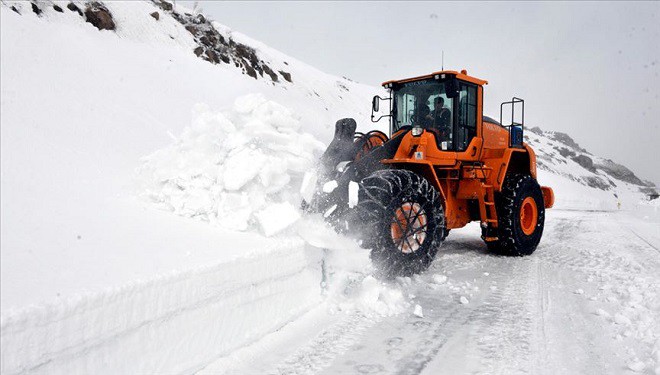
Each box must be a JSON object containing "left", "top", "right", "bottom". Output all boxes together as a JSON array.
[{"left": 304, "top": 69, "right": 554, "bottom": 277}]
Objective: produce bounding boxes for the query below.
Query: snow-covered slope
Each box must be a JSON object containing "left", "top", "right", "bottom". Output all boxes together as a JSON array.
[
  {"left": 528, "top": 127, "right": 656, "bottom": 210},
  {"left": 0, "top": 3, "right": 378, "bottom": 373},
  {"left": 0, "top": 0, "right": 379, "bottom": 308},
  {"left": 1, "top": 1, "right": 657, "bottom": 374}
]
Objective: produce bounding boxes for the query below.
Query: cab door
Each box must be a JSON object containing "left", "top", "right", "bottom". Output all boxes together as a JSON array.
[{"left": 455, "top": 82, "right": 482, "bottom": 161}]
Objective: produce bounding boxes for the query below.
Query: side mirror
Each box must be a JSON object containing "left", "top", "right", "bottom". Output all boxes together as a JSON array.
[
  {"left": 445, "top": 77, "right": 459, "bottom": 99},
  {"left": 370, "top": 95, "right": 392, "bottom": 123}
]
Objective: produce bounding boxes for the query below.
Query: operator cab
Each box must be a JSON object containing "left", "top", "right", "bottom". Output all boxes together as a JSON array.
[{"left": 372, "top": 70, "right": 483, "bottom": 152}]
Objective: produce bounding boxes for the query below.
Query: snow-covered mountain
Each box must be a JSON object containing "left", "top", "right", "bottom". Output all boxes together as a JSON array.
[{"left": 1, "top": 2, "right": 658, "bottom": 374}]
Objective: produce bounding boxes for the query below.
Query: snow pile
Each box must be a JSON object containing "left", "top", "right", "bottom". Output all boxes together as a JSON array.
[
  {"left": 322, "top": 273, "right": 409, "bottom": 318},
  {"left": 297, "top": 216, "right": 409, "bottom": 317},
  {"left": 138, "top": 94, "right": 325, "bottom": 236}
]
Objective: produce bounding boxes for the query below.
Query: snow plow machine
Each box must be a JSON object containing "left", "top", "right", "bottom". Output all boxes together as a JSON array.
[{"left": 303, "top": 69, "right": 554, "bottom": 277}]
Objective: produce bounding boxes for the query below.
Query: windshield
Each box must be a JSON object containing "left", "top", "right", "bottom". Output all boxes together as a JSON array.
[{"left": 392, "top": 79, "right": 454, "bottom": 149}]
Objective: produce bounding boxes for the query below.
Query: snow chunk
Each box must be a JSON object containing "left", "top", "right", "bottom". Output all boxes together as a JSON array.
[
  {"left": 322, "top": 180, "right": 338, "bottom": 193},
  {"left": 300, "top": 170, "right": 318, "bottom": 203},
  {"left": 595, "top": 308, "right": 611, "bottom": 318},
  {"left": 627, "top": 360, "right": 646, "bottom": 372},
  {"left": 351, "top": 276, "right": 407, "bottom": 316},
  {"left": 432, "top": 274, "right": 448, "bottom": 284},
  {"left": 255, "top": 202, "right": 301, "bottom": 236},
  {"left": 348, "top": 181, "right": 359, "bottom": 208},
  {"left": 223, "top": 148, "right": 268, "bottom": 191},
  {"left": 614, "top": 313, "right": 632, "bottom": 325},
  {"left": 413, "top": 304, "right": 424, "bottom": 318},
  {"left": 574, "top": 288, "right": 584, "bottom": 295},
  {"left": 323, "top": 204, "right": 337, "bottom": 218},
  {"left": 460, "top": 296, "right": 470, "bottom": 304}
]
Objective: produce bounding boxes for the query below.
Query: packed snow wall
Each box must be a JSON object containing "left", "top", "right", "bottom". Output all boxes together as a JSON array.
[{"left": 0, "top": 240, "right": 322, "bottom": 375}]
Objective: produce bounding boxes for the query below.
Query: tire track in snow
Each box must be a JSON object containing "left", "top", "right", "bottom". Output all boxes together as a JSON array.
[
  {"left": 390, "top": 302, "right": 471, "bottom": 375},
  {"left": 267, "top": 312, "right": 375, "bottom": 375},
  {"left": 535, "top": 258, "right": 550, "bottom": 373},
  {"left": 464, "top": 258, "right": 538, "bottom": 375},
  {"left": 627, "top": 228, "right": 659, "bottom": 253}
]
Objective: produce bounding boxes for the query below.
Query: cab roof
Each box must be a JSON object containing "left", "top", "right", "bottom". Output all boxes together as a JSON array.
[{"left": 382, "top": 69, "right": 488, "bottom": 87}]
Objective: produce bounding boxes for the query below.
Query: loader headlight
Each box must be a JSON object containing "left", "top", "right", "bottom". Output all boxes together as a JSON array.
[{"left": 411, "top": 126, "right": 424, "bottom": 137}]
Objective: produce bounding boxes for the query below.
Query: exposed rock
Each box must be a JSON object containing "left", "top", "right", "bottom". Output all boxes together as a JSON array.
[
  {"left": 641, "top": 187, "right": 659, "bottom": 197},
  {"left": 10, "top": 5, "right": 20, "bottom": 14},
  {"left": 262, "top": 65, "right": 278, "bottom": 82},
  {"left": 555, "top": 146, "right": 575, "bottom": 158},
  {"left": 31, "top": 2, "right": 43, "bottom": 16},
  {"left": 150, "top": 11, "right": 160, "bottom": 20},
  {"left": 163, "top": 7, "right": 289, "bottom": 83},
  {"left": 157, "top": 0, "right": 173, "bottom": 11},
  {"left": 185, "top": 25, "right": 198, "bottom": 35},
  {"left": 528, "top": 126, "right": 543, "bottom": 135},
  {"left": 84, "top": 2, "right": 116, "bottom": 31},
  {"left": 279, "top": 70, "right": 292, "bottom": 82},
  {"left": 205, "top": 49, "right": 219, "bottom": 64},
  {"left": 67, "top": 3, "right": 83, "bottom": 16},
  {"left": 53, "top": 4, "right": 64, "bottom": 12},
  {"left": 337, "top": 81, "right": 349, "bottom": 92},
  {"left": 235, "top": 44, "right": 256, "bottom": 64},
  {"left": 595, "top": 159, "right": 650, "bottom": 187},
  {"left": 244, "top": 64, "right": 257, "bottom": 79},
  {"left": 572, "top": 154, "right": 596, "bottom": 172},
  {"left": 583, "top": 176, "right": 610, "bottom": 190},
  {"left": 551, "top": 131, "right": 586, "bottom": 152},
  {"left": 193, "top": 14, "right": 206, "bottom": 24}
]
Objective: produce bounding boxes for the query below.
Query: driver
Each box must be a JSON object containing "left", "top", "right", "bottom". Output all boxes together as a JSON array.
[{"left": 428, "top": 97, "right": 451, "bottom": 129}]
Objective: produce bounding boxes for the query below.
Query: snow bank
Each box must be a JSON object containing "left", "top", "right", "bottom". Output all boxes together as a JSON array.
[
  {"left": 138, "top": 94, "right": 325, "bottom": 235},
  {"left": 0, "top": 240, "right": 322, "bottom": 375}
]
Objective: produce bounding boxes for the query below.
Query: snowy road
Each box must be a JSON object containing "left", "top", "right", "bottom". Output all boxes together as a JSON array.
[{"left": 201, "top": 209, "right": 660, "bottom": 374}]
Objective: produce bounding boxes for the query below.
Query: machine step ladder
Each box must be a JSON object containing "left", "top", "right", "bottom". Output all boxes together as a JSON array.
[{"left": 478, "top": 183, "right": 499, "bottom": 242}]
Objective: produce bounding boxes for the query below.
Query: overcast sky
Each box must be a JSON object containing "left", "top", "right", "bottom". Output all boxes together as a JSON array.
[{"left": 184, "top": 1, "right": 660, "bottom": 186}]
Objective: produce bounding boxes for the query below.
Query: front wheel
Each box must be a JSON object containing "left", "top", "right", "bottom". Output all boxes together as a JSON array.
[
  {"left": 487, "top": 174, "right": 545, "bottom": 256},
  {"left": 355, "top": 169, "right": 446, "bottom": 277}
]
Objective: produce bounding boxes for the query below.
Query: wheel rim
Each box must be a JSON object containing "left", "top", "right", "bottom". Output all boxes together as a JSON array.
[
  {"left": 390, "top": 202, "right": 428, "bottom": 253},
  {"left": 519, "top": 197, "right": 538, "bottom": 235}
]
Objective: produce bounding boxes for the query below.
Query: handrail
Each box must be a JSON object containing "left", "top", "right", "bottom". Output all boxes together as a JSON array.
[{"left": 499, "top": 97, "right": 524, "bottom": 148}]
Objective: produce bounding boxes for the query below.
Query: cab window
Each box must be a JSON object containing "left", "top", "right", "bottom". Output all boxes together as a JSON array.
[
  {"left": 457, "top": 83, "right": 477, "bottom": 151},
  {"left": 392, "top": 79, "right": 454, "bottom": 150}
]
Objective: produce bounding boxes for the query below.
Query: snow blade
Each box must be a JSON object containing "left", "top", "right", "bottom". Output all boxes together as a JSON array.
[{"left": 304, "top": 119, "right": 408, "bottom": 235}]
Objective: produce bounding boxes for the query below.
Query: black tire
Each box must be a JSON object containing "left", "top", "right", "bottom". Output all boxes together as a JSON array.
[
  {"left": 487, "top": 173, "right": 545, "bottom": 256},
  {"left": 442, "top": 229, "right": 451, "bottom": 240},
  {"left": 355, "top": 169, "right": 446, "bottom": 277}
]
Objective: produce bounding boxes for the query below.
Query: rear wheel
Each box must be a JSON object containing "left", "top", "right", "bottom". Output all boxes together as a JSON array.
[
  {"left": 487, "top": 174, "right": 545, "bottom": 256},
  {"left": 355, "top": 169, "right": 445, "bottom": 277}
]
